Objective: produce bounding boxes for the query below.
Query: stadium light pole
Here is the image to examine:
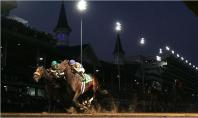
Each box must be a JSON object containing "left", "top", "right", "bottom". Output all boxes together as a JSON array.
[
  {"left": 138, "top": 37, "right": 146, "bottom": 88},
  {"left": 139, "top": 36, "right": 146, "bottom": 112},
  {"left": 77, "top": 0, "right": 87, "bottom": 64},
  {"left": 115, "top": 21, "right": 122, "bottom": 92}
]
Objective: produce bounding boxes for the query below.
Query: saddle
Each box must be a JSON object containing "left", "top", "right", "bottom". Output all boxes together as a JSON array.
[
  {"left": 76, "top": 73, "right": 92, "bottom": 84},
  {"left": 79, "top": 74, "right": 93, "bottom": 94},
  {"left": 83, "top": 74, "right": 92, "bottom": 83}
]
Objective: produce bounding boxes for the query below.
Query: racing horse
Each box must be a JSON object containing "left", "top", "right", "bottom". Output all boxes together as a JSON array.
[
  {"left": 59, "top": 59, "right": 118, "bottom": 112},
  {"left": 33, "top": 66, "right": 71, "bottom": 112},
  {"left": 58, "top": 59, "right": 103, "bottom": 110}
]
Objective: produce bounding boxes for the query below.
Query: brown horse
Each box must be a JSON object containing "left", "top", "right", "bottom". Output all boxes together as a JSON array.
[
  {"left": 33, "top": 66, "right": 72, "bottom": 112},
  {"left": 58, "top": 60, "right": 101, "bottom": 109}
]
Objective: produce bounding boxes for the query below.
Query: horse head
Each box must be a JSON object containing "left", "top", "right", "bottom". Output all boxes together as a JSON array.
[{"left": 33, "top": 66, "right": 45, "bottom": 82}]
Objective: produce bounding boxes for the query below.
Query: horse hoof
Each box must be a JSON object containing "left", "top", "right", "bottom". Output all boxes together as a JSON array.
[
  {"left": 66, "top": 107, "right": 77, "bottom": 113},
  {"left": 42, "top": 112, "right": 48, "bottom": 114}
]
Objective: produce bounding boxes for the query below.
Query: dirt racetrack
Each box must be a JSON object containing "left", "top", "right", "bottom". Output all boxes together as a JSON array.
[{"left": 1, "top": 113, "right": 198, "bottom": 118}]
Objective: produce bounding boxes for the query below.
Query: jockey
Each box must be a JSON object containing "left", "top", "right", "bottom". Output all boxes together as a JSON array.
[
  {"left": 69, "top": 59, "right": 85, "bottom": 81},
  {"left": 50, "top": 60, "right": 64, "bottom": 78}
]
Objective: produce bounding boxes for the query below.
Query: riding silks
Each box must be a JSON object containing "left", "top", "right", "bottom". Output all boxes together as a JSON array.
[{"left": 82, "top": 74, "right": 92, "bottom": 84}]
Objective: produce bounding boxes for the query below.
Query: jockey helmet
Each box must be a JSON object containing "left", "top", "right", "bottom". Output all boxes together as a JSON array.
[
  {"left": 51, "top": 60, "right": 58, "bottom": 66},
  {"left": 69, "top": 59, "right": 76, "bottom": 65}
]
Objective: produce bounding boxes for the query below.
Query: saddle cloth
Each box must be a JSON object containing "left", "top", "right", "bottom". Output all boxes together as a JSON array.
[
  {"left": 81, "top": 74, "right": 93, "bottom": 94},
  {"left": 82, "top": 73, "right": 93, "bottom": 84}
]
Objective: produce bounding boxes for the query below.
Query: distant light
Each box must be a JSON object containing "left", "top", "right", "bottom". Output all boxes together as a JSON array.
[
  {"left": 134, "top": 79, "right": 137, "bottom": 82},
  {"left": 39, "top": 57, "right": 43, "bottom": 61},
  {"left": 156, "top": 55, "right": 161, "bottom": 61},
  {"left": 96, "top": 69, "right": 99, "bottom": 72},
  {"left": 171, "top": 50, "right": 175, "bottom": 54},
  {"left": 196, "top": 67, "right": 198, "bottom": 70},
  {"left": 117, "top": 74, "right": 120, "bottom": 78},
  {"left": 77, "top": 0, "right": 87, "bottom": 12},
  {"left": 159, "top": 61, "right": 167, "bottom": 67},
  {"left": 165, "top": 46, "right": 170, "bottom": 51},
  {"left": 189, "top": 63, "right": 192, "bottom": 66},
  {"left": 140, "top": 37, "right": 145, "bottom": 45},
  {"left": 159, "top": 48, "right": 162, "bottom": 54},
  {"left": 115, "top": 22, "right": 122, "bottom": 32},
  {"left": 185, "top": 60, "right": 188, "bottom": 63},
  {"left": 176, "top": 54, "right": 180, "bottom": 58},
  {"left": 17, "top": 43, "right": 21, "bottom": 46},
  {"left": 181, "top": 57, "right": 184, "bottom": 61},
  {"left": 116, "top": 22, "right": 121, "bottom": 26},
  {"left": 193, "top": 65, "right": 195, "bottom": 68},
  {"left": 4, "top": 86, "right": 7, "bottom": 88}
]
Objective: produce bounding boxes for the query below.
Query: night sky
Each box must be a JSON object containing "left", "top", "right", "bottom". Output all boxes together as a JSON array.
[{"left": 10, "top": 1, "right": 198, "bottom": 66}]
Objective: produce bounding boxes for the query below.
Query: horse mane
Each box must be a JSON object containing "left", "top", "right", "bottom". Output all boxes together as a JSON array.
[
  {"left": 39, "top": 66, "right": 54, "bottom": 81},
  {"left": 59, "top": 59, "right": 75, "bottom": 79}
]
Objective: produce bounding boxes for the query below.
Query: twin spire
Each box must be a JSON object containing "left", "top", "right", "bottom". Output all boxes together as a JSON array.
[
  {"left": 113, "top": 33, "right": 125, "bottom": 65},
  {"left": 113, "top": 34, "right": 125, "bottom": 55},
  {"left": 53, "top": 1, "right": 71, "bottom": 46},
  {"left": 53, "top": 1, "right": 125, "bottom": 61}
]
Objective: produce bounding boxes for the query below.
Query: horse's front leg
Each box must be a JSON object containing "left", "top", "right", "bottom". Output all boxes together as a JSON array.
[
  {"left": 72, "top": 91, "right": 82, "bottom": 108},
  {"left": 91, "top": 80, "right": 98, "bottom": 105},
  {"left": 48, "top": 98, "right": 55, "bottom": 113}
]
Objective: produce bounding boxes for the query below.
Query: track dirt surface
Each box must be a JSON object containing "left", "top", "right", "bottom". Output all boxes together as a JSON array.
[{"left": 1, "top": 113, "right": 198, "bottom": 118}]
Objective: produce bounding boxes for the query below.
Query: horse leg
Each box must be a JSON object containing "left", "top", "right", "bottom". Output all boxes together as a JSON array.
[
  {"left": 48, "top": 99, "right": 54, "bottom": 112},
  {"left": 88, "top": 97, "right": 94, "bottom": 103},
  {"left": 91, "top": 79, "right": 98, "bottom": 104},
  {"left": 72, "top": 91, "right": 82, "bottom": 108},
  {"left": 48, "top": 100, "right": 51, "bottom": 112}
]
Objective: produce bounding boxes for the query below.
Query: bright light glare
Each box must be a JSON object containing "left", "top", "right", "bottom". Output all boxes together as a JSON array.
[
  {"left": 181, "top": 57, "right": 184, "bottom": 61},
  {"left": 159, "top": 48, "right": 162, "bottom": 54},
  {"left": 176, "top": 54, "right": 180, "bottom": 58},
  {"left": 165, "top": 46, "right": 170, "bottom": 51},
  {"left": 185, "top": 60, "right": 188, "bottom": 63},
  {"left": 115, "top": 22, "right": 122, "bottom": 31},
  {"left": 140, "top": 37, "right": 145, "bottom": 45},
  {"left": 39, "top": 57, "right": 43, "bottom": 61},
  {"left": 156, "top": 55, "right": 161, "bottom": 61},
  {"left": 77, "top": 0, "right": 87, "bottom": 12},
  {"left": 171, "top": 50, "right": 175, "bottom": 54}
]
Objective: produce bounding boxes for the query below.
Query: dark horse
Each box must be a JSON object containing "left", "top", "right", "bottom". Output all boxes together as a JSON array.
[
  {"left": 33, "top": 66, "right": 71, "bottom": 112},
  {"left": 58, "top": 60, "right": 99, "bottom": 108},
  {"left": 58, "top": 59, "right": 117, "bottom": 112}
]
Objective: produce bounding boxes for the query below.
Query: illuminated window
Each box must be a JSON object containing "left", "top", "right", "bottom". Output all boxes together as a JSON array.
[
  {"left": 37, "top": 89, "right": 45, "bottom": 97},
  {"left": 27, "top": 87, "right": 35, "bottom": 96}
]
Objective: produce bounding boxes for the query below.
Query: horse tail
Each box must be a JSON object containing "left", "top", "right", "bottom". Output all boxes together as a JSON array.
[
  {"left": 92, "top": 74, "right": 99, "bottom": 96},
  {"left": 92, "top": 74, "right": 108, "bottom": 96}
]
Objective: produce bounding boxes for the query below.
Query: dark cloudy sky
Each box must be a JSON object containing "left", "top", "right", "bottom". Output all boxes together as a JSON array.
[{"left": 10, "top": 1, "right": 198, "bottom": 67}]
